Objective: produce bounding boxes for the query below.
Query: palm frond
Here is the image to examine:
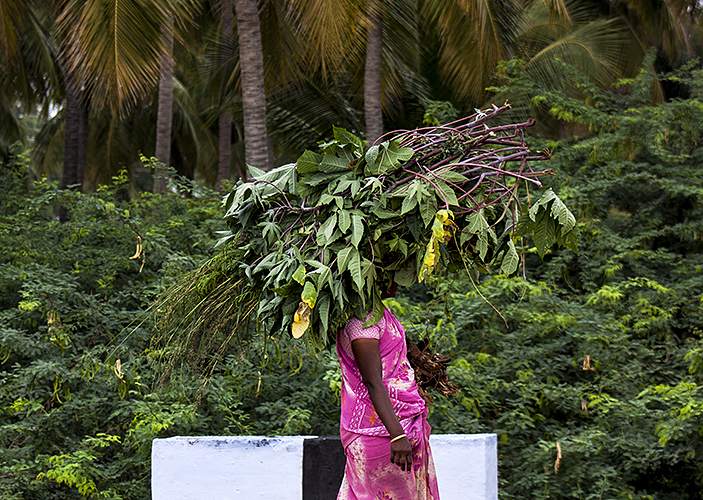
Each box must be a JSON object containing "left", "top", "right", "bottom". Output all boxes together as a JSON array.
[
  {"left": 56, "top": 0, "right": 172, "bottom": 115},
  {"left": 422, "top": 0, "right": 526, "bottom": 104},
  {"left": 0, "top": 0, "right": 29, "bottom": 63},
  {"left": 286, "top": 0, "right": 366, "bottom": 74},
  {"left": 524, "top": 18, "right": 629, "bottom": 88}
]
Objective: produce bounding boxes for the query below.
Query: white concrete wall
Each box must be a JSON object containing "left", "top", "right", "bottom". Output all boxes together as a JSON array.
[
  {"left": 431, "top": 434, "right": 497, "bottom": 500},
  {"left": 152, "top": 434, "right": 497, "bottom": 500}
]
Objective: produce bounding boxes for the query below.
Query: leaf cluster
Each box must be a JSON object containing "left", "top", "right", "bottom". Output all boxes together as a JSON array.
[{"left": 210, "top": 107, "right": 576, "bottom": 354}]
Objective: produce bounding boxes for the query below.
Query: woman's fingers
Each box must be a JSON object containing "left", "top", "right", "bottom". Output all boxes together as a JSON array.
[{"left": 390, "top": 438, "right": 413, "bottom": 472}]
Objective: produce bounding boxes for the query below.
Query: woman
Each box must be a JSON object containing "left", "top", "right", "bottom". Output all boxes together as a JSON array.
[{"left": 336, "top": 297, "right": 440, "bottom": 500}]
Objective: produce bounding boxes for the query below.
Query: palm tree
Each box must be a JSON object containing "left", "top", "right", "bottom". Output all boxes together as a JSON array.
[
  {"left": 153, "top": 15, "right": 174, "bottom": 194},
  {"left": 55, "top": 0, "right": 201, "bottom": 193},
  {"left": 364, "top": 0, "right": 383, "bottom": 143},
  {"left": 216, "top": 0, "right": 234, "bottom": 189},
  {"left": 233, "top": 0, "right": 271, "bottom": 171}
]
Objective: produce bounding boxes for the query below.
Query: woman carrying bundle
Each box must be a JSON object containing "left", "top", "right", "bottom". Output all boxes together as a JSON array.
[{"left": 336, "top": 284, "right": 440, "bottom": 500}]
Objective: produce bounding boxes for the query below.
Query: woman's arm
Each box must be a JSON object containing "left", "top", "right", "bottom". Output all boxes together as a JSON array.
[{"left": 351, "top": 337, "right": 413, "bottom": 472}]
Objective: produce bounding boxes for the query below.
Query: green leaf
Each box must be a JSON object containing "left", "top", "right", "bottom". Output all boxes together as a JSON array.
[
  {"left": 319, "top": 153, "right": 352, "bottom": 173},
  {"left": 365, "top": 140, "right": 413, "bottom": 176},
  {"left": 401, "top": 182, "right": 419, "bottom": 215},
  {"left": 317, "top": 293, "right": 331, "bottom": 339},
  {"left": 529, "top": 189, "right": 557, "bottom": 221},
  {"left": 436, "top": 168, "right": 468, "bottom": 183},
  {"left": 363, "top": 291, "right": 385, "bottom": 328},
  {"left": 373, "top": 207, "right": 398, "bottom": 219},
  {"left": 338, "top": 210, "right": 351, "bottom": 233},
  {"left": 393, "top": 265, "right": 416, "bottom": 287},
  {"left": 434, "top": 179, "right": 459, "bottom": 207},
  {"left": 351, "top": 215, "right": 365, "bottom": 248},
  {"left": 378, "top": 141, "right": 413, "bottom": 171},
  {"left": 333, "top": 126, "right": 364, "bottom": 153},
  {"left": 550, "top": 196, "right": 577, "bottom": 232},
  {"left": 477, "top": 231, "right": 489, "bottom": 261},
  {"left": 467, "top": 209, "right": 489, "bottom": 234},
  {"left": 533, "top": 211, "right": 556, "bottom": 257},
  {"left": 366, "top": 145, "right": 380, "bottom": 169},
  {"left": 348, "top": 249, "right": 363, "bottom": 291},
  {"left": 501, "top": 239, "right": 519, "bottom": 275},
  {"left": 419, "top": 192, "right": 435, "bottom": 228},
  {"left": 297, "top": 150, "right": 322, "bottom": 174},
  {"left": 337, "top": 246, "right": 353, "bottom": 273},
  {"left": 310, "top": 264, "right": 333, "bottom": 292},
  {"left": 317, "top": 213, "right": 338, "bottom": 246},
  {"left": 318, "top": 193, "right": 335, "bottom": 205}
]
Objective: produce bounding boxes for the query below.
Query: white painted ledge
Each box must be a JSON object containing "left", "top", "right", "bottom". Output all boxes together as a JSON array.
[{"left": 152, "top": 434, "right": 497, "bottom": 500}]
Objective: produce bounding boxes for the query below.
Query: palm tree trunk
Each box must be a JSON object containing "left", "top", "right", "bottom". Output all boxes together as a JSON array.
[
  {"left": 364, "top": 0, "right": 384, "bottom": 144},
  {"left": 59, "top": 75, "right": 81, "bottom": 222},
  {"left": 217, "top": 0, "right": 234, "bottom": 191},
  {"left": 153, "top": 17, "right": 174, "bottom": 194},
  {"left": 76, "top": 93, "right": 89, "bottom": 190},
  {"left": 217, "top": 111, "right": 233, "bottom": 190},
  {"left": 233, "top": 0, "right": 271, "bottom": 171}
]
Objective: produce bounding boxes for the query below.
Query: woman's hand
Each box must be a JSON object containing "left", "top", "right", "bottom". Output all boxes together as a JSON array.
[{"left": 390, "top": 435, "right": 413, "bottom": 472}]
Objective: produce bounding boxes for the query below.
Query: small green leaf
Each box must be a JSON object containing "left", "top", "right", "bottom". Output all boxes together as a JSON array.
[
  {"left": 501, "top": 239, "right": 519, "bottom": 275},
  {"left": 338, "top": 210, "right": 351, "bottom": 233},
  {"left": 317, "top": 293, "right": 331, "bottom": 339},
  {"left": 363, "top": 291, "right": 385, "bottom": 327},
  {"left": 394, "top": 266, "right": 416, "bottom": 287},
  {"left": 337, "top": 247, "right": 353, "bottom": 273},
  {"left": 467, "top": 209, "right": 489, "bottom": 234},
  {"left": 351, "top": 215, "right": 365, "bottom": 248},
  {"left": 348, "top": 249, "right": 364, "bottom": 291},
  {"left": 401, "top": 182, "right": 419, "bottom": 215},
  {"left": 373, "top": 207, "right": 398, "bottom": 219},
  {"left": 366, "top": 145, "right": 380, "bottom": 169},
  {"left": 477, "top": 231, "right": 488, "bottom": 260},
  {"left": 436, "top": 168, "right": 468, "bottom": 183},
  {"left": 333, "top": 126, "right": 364, "bottom": 153},
  {"left": 297, "top": 150, "right": 322, "bottom": 174},
  {"left": 434, "top": 179, "right": 459, "bottom": 206},
  {"left": 529, "top": 189, "right": 557, "bottom": 221},
  {"left": 550, "top": 196, "right": 577, "bottom": 232},
  {"left": 317, "top": 213, "right": 338, "bottom": 246}
]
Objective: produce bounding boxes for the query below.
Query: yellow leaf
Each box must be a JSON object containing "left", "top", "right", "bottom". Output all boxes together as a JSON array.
[
  {"left": 292, "top": 301, "right": 312, "bottom": 339},
  {"left": 418, "top": 237, "right": 438, "bottom": 282},
  {"left": 436, "top": 209, "right": 453, "bottom": 223}
]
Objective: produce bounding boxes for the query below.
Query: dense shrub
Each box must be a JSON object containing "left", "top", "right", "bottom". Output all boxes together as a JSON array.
[
  {"left": 0, "top": 156, "right": 338, "bottom": 499},
  {"left": 390, "top": 60, "right": 703, "bottom": 499}
]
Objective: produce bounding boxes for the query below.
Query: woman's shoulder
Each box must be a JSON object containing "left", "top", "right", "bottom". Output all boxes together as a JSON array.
[{"left": 343, "top": 309, "right": 388, "bottom": 341}]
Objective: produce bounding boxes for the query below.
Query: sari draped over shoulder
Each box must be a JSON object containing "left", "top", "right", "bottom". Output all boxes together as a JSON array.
[{"left": 336, "top": 308, "right": 440, "bottom": 500}]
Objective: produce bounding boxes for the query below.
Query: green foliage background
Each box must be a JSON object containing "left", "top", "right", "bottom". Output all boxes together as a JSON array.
[{"left": 2, "top": 62, "right": 703, "bottom": 499}]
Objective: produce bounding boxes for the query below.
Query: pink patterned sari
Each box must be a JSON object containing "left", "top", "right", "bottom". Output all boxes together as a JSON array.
[{"left": 336, "top": 308, "right": 440, "bottom": 500}]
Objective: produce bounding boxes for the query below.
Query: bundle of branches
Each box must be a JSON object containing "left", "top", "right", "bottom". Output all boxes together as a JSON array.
[
  {"left": 406, "top": 337, "right": 460, "bottom": 404},
  {"left": 155, "top": 104, "right": 577, "bottom": 376}
]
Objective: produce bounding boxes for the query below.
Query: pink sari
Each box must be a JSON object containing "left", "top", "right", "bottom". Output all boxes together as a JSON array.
[{"left": 336, "top": 308, "right": 440, "bottom": 500}]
